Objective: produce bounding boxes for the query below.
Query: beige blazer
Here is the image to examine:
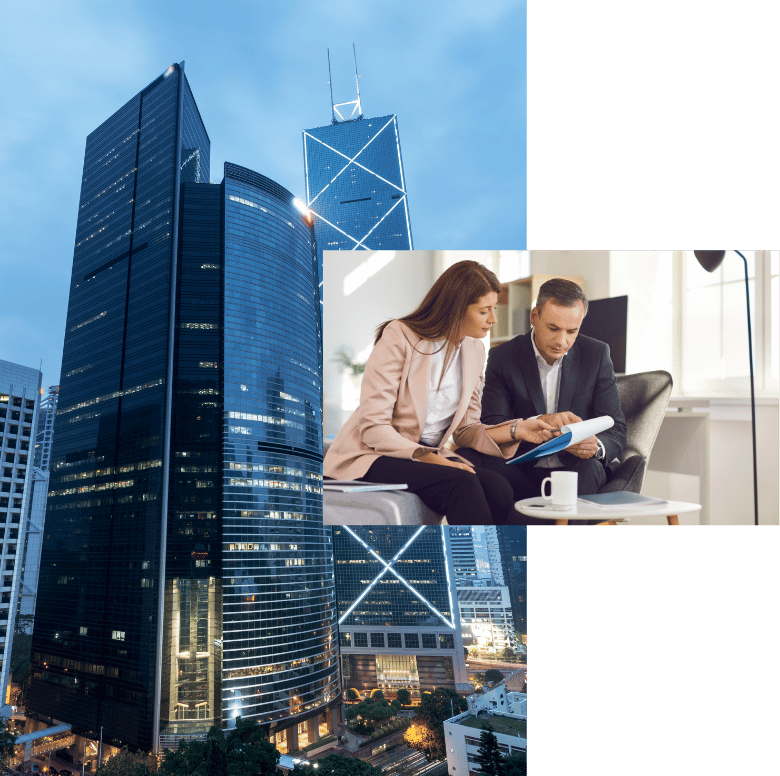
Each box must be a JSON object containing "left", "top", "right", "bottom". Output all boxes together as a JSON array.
[{"left": 324, "top": 319, "right": 521, "bottom": 481}]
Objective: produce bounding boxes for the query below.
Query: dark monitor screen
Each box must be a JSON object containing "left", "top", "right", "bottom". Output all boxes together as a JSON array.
[{"left": 578, "top": 295, "right": 628, "bottom": 374}]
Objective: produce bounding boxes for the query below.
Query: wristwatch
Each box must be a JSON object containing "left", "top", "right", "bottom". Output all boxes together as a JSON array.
[{"left": 510, "top": 420, "right": 519, "bottom": 440}]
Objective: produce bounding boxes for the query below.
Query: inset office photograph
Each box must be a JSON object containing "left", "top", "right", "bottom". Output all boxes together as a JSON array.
[{"left": 323, "top": 250, "right": 779, "bottom": 526}]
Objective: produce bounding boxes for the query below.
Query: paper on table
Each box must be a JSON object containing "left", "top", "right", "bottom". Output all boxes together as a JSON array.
[{"left": 507, "top": 415, "right": 615, "bottom": 464}]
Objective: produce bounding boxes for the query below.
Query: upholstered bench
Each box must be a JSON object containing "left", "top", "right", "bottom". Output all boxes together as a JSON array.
[{"left": 322, "top": 442, "right": 442, "bottom": 525}]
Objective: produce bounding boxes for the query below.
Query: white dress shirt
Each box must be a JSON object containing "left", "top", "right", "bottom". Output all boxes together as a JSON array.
[
  {"left": 419, "top": 341, "right": 463, "bottom": 446},
  {"left": 529, "top": 327, "right": 605, "bottom": 467}
]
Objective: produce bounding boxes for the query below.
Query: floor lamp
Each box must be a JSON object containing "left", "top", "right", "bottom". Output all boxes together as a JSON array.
[{"left": 693, "top": 251, "right": 759, "bottom": 525}]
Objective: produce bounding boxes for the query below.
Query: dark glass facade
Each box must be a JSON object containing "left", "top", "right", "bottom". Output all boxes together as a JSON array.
[
  {"left": 219, "top": 163, "right": 339, "bottom": 737},
  {"left": 333, "top": 526, "right": 466, "bottom": 696},
  {"left": 29, "top": 66, "right": 339, "bottom": 753},
  {"left": 494, "top": 526, "right": 528, "bottom": 638},
  {"left": 302, "top": 114, "right": 413, "bottom": 294}
]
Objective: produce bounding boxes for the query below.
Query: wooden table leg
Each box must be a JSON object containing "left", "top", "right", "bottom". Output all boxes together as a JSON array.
[
  {"left": 555, "top": 519, "right": 569, "bottom": 526},
  {"left": 666, "top": 514, "right": 679, "bottom": 525}
]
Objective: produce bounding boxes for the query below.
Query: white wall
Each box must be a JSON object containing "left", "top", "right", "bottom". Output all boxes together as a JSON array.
[
  {"left": 323, "top": 250, "right": 435, "bottom": 437},
  {"left": 529, "top": 250, "right": 610, "bottom": 299}
]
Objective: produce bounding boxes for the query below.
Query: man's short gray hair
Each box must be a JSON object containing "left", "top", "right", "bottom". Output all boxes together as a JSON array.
[{"left": 535, "top": 278, "right": 589, "bottom": 316}]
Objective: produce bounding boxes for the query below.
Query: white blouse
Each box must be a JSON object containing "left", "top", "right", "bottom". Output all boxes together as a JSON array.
[{"left": 419, "top": 341, "right": 463, "bottom": 446}]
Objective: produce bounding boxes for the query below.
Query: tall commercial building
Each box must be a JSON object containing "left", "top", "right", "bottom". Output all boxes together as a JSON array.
[
  {"left": 302, "top": 62, "right": 412, "bottom": 294},
  {"left": 485, "top": 527, "right": 528, "bottom": 639},
  {"left": 457, "top": 582, "right": 518, "bottom": 652},
  {"left": 448, "top": 527, "right": 479, "bottom": 584},
  {"left": 28, "top": 64, "right": 339, "bottom": 754},
  {"left": 333, "top": 526, "right": 468, "bottom": 698},
  {"left": 18, "top": 385, "right": 59, "bottom": 620},
  {"left": 0, "top": 359, "right": 41, "bottom": 702}
]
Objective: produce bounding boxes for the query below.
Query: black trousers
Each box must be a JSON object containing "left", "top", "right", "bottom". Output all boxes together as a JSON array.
[
  {"left": 457, "top": 448, "right": 608, "bottom": 525},
  {"left": 360, "top": 455, "right": 516, "bottom": 525}
]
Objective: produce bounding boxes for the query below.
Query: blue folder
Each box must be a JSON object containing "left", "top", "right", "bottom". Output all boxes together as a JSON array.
[{"left": 507, "top": 430, "right": 574, "bottom": 464}]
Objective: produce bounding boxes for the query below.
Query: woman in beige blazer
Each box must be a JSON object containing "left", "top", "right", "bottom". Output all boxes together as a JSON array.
[{"left": 324, "top": 261, "right": 554, "bottom": 524}]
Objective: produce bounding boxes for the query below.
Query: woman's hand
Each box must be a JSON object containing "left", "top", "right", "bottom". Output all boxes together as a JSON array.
[
  {"left": 417, "top": 451, "right": 476, "bottom": 472},
  {"left": 515, "top": 417, "right": 557, "bottom": 445}
]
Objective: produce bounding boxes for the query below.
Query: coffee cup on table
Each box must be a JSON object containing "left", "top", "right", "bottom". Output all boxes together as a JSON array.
[{"left": 541, "top": 471, "right": 578, "bottom": 508}]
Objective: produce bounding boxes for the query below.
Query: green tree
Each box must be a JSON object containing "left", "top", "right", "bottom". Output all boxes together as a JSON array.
[
  {"left": 344, "top": 705, "right": 360, "bottom": 722},
  {"left": 289, "top": 752, "right": 382, "bottom": 775},
  {"left": 498, "top": 646, "right": 515, "bottom": 660},
  {"left": 369, "top": 689, "right": 385, "bottom": 702},
  {"left": 404, "top": 688, "right": 467, "bottom": 762},
  {"left": 9, "top": 613, "right": 34, "bottom": 703},
  {"left": 484, "top": 669, "right": 504, "bottom": 684},
  {"left": 396, "top": 688, "right": 411, "bottom": 706},
  {"left": 0, "top": 722, "right": 18, "bottom": 767},
  {"left": 159, "top": 717, "right": 279, "bottom": 776},
  {"left": 503, "top": 751, "right": 527, "bottom": 776},
  {"left": 95, "top": 750, "right": 157, "bottom": 776},
  {"left": 403, "top": 720, "right": 445, "bottom": 762},
  {"left": 473, "top": 725, "right": 503, "bottom": 776},
  {"left": 346, "top": 688, "right": 360, "bottom": 701}
]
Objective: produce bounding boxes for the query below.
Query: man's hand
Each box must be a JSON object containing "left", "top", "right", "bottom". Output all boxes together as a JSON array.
[
  {"left": 566, "top": 435, "right": 599, "bottom": 459},
  {"left": 538, "top": 411, "right": 581, "bottom": 431}
]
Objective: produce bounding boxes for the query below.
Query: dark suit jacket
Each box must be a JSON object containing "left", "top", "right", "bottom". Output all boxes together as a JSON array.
[{"left": 481, "top": 330, "right": 627, "bottom": 472}]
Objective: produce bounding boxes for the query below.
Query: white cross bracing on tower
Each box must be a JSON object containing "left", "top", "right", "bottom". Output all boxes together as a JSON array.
[
  {"left": 303, "top": 116, "right": 409, "bottom": 250},
  {"left": 338, "top": 525, "right": 456, "bottom": 629}
]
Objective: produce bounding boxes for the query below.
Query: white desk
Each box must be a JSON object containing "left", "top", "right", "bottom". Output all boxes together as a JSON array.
[
  {"left": 649, "top": 408, "right": 710, "bottom": 523},
  {"left": 515, "top": 497, "right": 702, "bottom": 525}
]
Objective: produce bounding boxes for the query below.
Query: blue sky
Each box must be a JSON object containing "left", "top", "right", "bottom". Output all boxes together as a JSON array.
[{"left": 0, "top": 0, "right": 526, "bottom": 389}]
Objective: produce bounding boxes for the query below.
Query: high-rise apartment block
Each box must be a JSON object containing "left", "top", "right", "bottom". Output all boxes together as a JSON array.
[
  {"left": 333, "top": 526, "right": 468, "bottom": 698},
  {"left": 302, "top": 61, "right": 412, "bottom": 294},
  {"left": 18, "top": 385, "right": 58, "bottom": 620},
  {"left": 28, "top": 63, "right": 339, "bottom": 754},
  {"left": 0, "top": 359, "right": 41, "bottom": 702},
  {"left": 449, "top": 527, "right": 479, "bottom": 583}
]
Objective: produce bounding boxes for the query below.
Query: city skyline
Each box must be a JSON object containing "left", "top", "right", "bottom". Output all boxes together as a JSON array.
[{"left": 0, "top": 2, "right": 528, "bottom": 390}]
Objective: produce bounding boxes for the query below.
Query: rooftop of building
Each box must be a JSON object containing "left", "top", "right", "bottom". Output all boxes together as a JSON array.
[{"left": 458, "top": 712, "right": 527, "bottom": 738}]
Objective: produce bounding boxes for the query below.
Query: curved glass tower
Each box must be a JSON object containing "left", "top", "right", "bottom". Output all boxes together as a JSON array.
[
  {"left": 218, "top": 164, "right": 339, "bottom": 749},
  {"left": 29, "top": 65, "right": 339, "bottom": 754}
]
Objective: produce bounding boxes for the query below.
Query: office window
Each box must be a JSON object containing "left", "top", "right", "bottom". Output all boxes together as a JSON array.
[
  {"left": 111, "top": 630, "right": 125, "bottom": 641},
  {"left": 681, "top": 251, "right": 777, "bottom": 393}
]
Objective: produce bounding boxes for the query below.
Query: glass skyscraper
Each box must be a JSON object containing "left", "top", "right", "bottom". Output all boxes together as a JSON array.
[
  {"left": 303, "top": 112, "right": 413, "bottom": 295},
  {"left": 28, "top": 64, "right": 339, "bottom": 754},
  {"left": 333, "top": 526, "right": 468, "bottom": 698}
]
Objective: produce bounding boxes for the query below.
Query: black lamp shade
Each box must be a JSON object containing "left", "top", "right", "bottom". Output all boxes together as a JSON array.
[{"left": 694, "top": 250, "right": 726, "bottom": 272}]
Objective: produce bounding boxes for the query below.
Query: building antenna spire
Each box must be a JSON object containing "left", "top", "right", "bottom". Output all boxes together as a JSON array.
[
  {"left": 353, "top": 43, "right": 363, "bottom": 119},
  {"left": 327, "top": 49, "right": 336, "bottom": 124}
]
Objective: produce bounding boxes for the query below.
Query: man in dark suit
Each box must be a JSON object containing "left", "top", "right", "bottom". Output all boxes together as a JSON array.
[{"left": 459, "top": 278, "right": 626, "bottom": 502}]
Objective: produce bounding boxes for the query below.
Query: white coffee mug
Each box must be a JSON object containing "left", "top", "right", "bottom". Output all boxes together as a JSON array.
[{"left": 541, "top": 470, "right": 578, "bottom": 508}]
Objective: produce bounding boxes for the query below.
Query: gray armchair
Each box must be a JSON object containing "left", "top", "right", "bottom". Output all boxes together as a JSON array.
[{"left": 599, "top": 370, "right": 673, "bottom": 494}]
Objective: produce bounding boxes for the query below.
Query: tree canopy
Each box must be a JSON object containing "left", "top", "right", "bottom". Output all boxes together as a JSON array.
[
  {"left": 484, "top": 669, "right": 505, "bottom": 684},
  {"left": 95, "top": 750, "right": 157, "bottom": 776},
  {"left": 396, "top": 688, "right": 411, "bottom": 706},
  {"left": 0, "top": 723, "right": 17, "bottom": 766},
  {"left": 159, "top": 717, "right": 279, "bottom": 776},
  {"left": 403, "top": 687, "right": 467, "bottom": 762}
]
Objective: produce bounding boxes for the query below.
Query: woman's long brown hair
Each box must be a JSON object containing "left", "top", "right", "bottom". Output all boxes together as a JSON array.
[{"left": 375, "top": 260, "right": 502, "bottom": 383}]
